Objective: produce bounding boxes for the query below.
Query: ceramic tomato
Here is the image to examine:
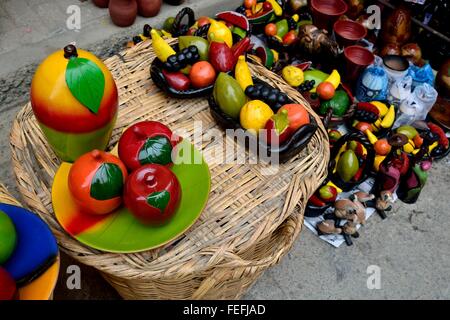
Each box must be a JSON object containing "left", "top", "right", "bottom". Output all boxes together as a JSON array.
[
  {"left": 0, "top": 267, "right": 16, "bottom": 300},
  {"left": 30, "top": 44, "right": 118, "bottom": 162},
  {"left": 68, "top": 150, "right": 128, "bottom": 215},
  {"left": 124, "top": 164, "right": 181, "bottom": 225},
  {"left": 118, "top": 121, "right": 182, "bottom": 171},
  {"left": 279, "top": 104, "right": 310, "bottom": 131}
]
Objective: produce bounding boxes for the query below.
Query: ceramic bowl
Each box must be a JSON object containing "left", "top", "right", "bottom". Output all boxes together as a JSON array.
[
  {"left": 333, "top": 20, "right": 367, "bottom": 47},
  {"left": 343, "top": 45, "right": 375, "bottom": 82},
  {"left": 311, "top": 0, "right": 348, "bottom": 31},
  {"left": 382, "top": 55, "right": 410, "bottom": 83}
]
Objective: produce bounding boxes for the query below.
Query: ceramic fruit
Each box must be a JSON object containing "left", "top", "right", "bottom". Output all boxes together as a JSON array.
[
  {"left": 265, "top": 23, "right": 277, "bottom": 36},
  {"left": 337, "top": 149, "right": 359, "bottom": 182},
  {"left": 264, "top": 109, "right": 292, "bottom": 145},
  {"left": 213, "top": 72, "right": 247, "bottom": 119},
  {"left": 216, "top": 11, "right": 251, "bottom": 32},
  {"left": 244, "top": 0, "right": 257, "bottom": 9},
  {"left": 316, "top": 81, "right": 335, "bottom": 100},
  {"left": 151, "top": 29, "right": 176, "bottom": 63},
  {"left": 240, "top": 100, "right": 274, "bottom": 132},
  {"left": 178, "top": 36, "right": 210, "bottom": 61},
  {"left": 245, "top": 82, "right": 291, "bottom": 111},
  {"left": 396, "top": 125, "right": 418, "bottom": 140},
  {"left": 189, "top": 61, "right": 216, "bottom": 89},
  {"left": 328, "top": 129, "right": 342, "bottom": 144},
  {"left": 303, "top": 69, "right": 329, "bottom": 91},
  {"left": 118, "top": 121, "right": 182, "bottom": 171},
  {"left": 109, "top": 0, "right": 138, "bottom": 27},
  {"left": 208, "top": 19, "right": 233, "bottom": 48},
  {"left": 30, "top": 44, "right": 118, "bottom": 162},
  {"left": 318, "top": 89, "right": 350, "bottom": 116},
  {"left": 231, "top": 37, "right": 252, "bottom": 64},
  {"left": 0, "top": 267, "right": 16, "bottom": 300},
  {"left": 374, "top": 139, "right": 391, "bottom": 156},
  {"left": 68, "top": 150, "right": 127, "bottom": 215},
  {"left": 209, "top": 41, "right": 235, "bottom": 73},
  {"left": 162, "top": 70, "right": 191, "bottom": 91},
  {"left": 318, "top": 185, "right": 337, "bottom": 203},
  {"left": 282, "top": 66, "right": 304, "bottom": 87},
  {"left": 0, "top": 210, "right": 17, "bottom": 265},
  {"left": 279, "top": 104, "right": 310, "bottom": 131},
  {"left": 136, "top": 0, "right": 162, "bottom": 17},
  {"left": 124, "top": 164, "right": 181, "bottom": 225},
  {"left": 235, "top": 56, "right": 253, "bottom": 91}
]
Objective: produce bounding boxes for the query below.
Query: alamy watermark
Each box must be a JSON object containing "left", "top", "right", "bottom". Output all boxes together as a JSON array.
[{"left": 367, "top": 265, "right": 381, "bottom": 289}]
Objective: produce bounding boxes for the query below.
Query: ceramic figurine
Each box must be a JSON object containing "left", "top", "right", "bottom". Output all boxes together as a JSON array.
[
  {"left": 334, "top": 191, "right": 374, "bottom": 225},
  {"left": 30, "top": 44, "right": 118, "bottom": 162},
  {"left": 297, "top": 24, "right": 339, "bottom": 58},
  {"left": 109, "top": 0, "right": 138, "bottom": 27},
  {"left": 381, "top": 6, "right": 411, "bottom": 46}
]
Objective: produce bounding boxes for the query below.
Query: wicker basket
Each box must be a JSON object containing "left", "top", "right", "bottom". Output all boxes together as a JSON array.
[{"left": 9, "top": 39, "right": 329, "bottom": 300}]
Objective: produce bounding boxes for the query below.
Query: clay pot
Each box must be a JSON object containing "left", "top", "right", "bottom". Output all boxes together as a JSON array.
[
  {"left": 93, "top": 0, "right": 109, "bottom": 8},
  {"left": 310, "top": 0, "right": 348, "bottom": 31},
  {"left": 109, "top": 0, "right": 137, "bottom": 27},
  {"left": 343, "top": 45, "right": 374, "bottom": 82},
  {"left": 137, "top": 0, "right": 162, "bottom": 17},
  {"left": 164, "top": 0, "right": 184, "bottom": 5},
  {"left": 333, "top": 19, "right": 366, "bottom": 47}
]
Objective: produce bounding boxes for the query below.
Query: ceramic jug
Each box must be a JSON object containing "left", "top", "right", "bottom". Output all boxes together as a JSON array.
[{"left": 355, "top": 58, "right": 389, "bottom": 102}]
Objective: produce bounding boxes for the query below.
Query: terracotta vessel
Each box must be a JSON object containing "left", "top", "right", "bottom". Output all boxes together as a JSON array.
[
  {"left": 137, "top": 0, "right": 162, "bottom": 17},
  {"left": 93, "top": 0, "right": 109, "bottom": 8},
  {"left": 382, "top": 7, "right": 411, "bottom": 46},
  {"left": 109, "top": 0, "right": 137, "bottom": 27}
]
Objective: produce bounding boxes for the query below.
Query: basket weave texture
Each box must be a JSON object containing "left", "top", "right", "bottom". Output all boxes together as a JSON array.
[{"left": 10, "top": 39, "right": 329, "bottom": 299}]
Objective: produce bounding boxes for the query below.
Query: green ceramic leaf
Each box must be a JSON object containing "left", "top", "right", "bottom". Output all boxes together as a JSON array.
[
  {"left": 90, "top": 163, "right": 123, "bottom": 200},
  {"left": 65, "top": 57, "right": 105, "bottom": 114},
  {"left": 147, "top": 190, "right": 170, "bottom": 213},
  {"left": 138, "top": 136, "right": 172, "bottom": 165}
]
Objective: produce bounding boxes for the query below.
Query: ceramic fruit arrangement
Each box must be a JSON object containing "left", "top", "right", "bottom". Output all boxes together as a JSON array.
[
  {"left": 305, "top": 181, "right": 339, "bottom": 217},
  {"left": 209, "top": 55, "right": 317, "bottom": 162},
  {"left": 67, "top": 121, "right": 183, "bottom": 225},
  {"left": 329, "top": 132, "right": 375, "bottom": 191},
  {"left": 350, "top": 101, "right": 396, "bottom": 139},
  {"left": 30, "top": 44, "right": 118, "bottom": 162},
  {"left": 235, "top": 0, "right": 284, "bottom": 27},
  {"left": 0, "top": 205, "right": 59, "bottom": 300},
  {"left": 150, "top": 15, "right": 252, "bottom": 98}
]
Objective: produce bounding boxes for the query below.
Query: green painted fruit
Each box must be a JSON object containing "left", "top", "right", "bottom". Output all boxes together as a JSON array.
[
  {"left": 213, "top": 72, "right": 247, "bottom": 119},
  {"left": 337, "top": 149, "right": 359, "bottom": 182},
  {"left": 396, "top": 125, "right": 418, "bottom": 140},
  {"left": 0, "top": 210, "right": 17, "bottom": 264},
  {"left": 178, "top": 36, "right": 210, "bottom": 61}
]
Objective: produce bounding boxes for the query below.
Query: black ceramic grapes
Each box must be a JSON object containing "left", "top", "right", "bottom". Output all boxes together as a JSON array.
[
  {"left": 245, "top": 83, "right": 292, "bottom": 111},
  {"left": 298, "top": 80, "right": 315, "bottom": 92},
  {"left": 354, "top": 109, "right": 378, "bottom": 123},
  {"left": 163, "top": 46, "right": 200, "bottom": 72}
]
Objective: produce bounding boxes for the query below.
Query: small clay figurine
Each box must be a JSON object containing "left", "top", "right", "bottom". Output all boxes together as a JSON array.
[
  {"left": 297, "top": 24, "right": 339, "bottom": 58},
  {"left": 317, "top": 219, "right": 342, "bottom": 235},
  {"left": 334, "top": 191, "right": 374, "bottom": 225}
]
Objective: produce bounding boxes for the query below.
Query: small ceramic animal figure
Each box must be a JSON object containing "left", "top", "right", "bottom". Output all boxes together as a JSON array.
[
  {"left": 375, "top": 190, "right": 394, "bottom": 212},
  {"left": 334, "top": 191, "right": 374, "bottom": 225},
  {"left": 297, "top": 25, "right": 339, "bottom": 57},
  {"left": 317, "top": 220, "right": 342, "bottom": 235}
]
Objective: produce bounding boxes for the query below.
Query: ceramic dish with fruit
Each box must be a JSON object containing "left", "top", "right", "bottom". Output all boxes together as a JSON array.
[
  {"left": 51, "top": 121, "right": 211, "bottom": 253},
  {"left": 207, "top": 56, "right": 317, "bottom": 163},
  {"left": 346, "top": 100, "right": 396, "bottom": 139},
  {"left": 235, "top": 0, "right": 284, "bottom": 30},
  {"left": 281, "top": 67, "right": 355, "bottom": 128},
  {"left": 0, "top": 204, "right": 59, "bottom": 300},
  {"left": 328, "top": 132, "right": 376, "bottom": 192},
  {"left": 150, "top": 16, "right": 252, "bottom": 98},
  {"left": 305, "top": 180, "right": 338, "bottom": 218}
]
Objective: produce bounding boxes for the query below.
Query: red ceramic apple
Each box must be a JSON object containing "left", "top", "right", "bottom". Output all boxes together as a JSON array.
[
  {"left": 0, "top": 267, "right": 16, "bottom": 300},
  {"left": 124, "top": 164, "right": 181, "bottom": 225},
  {"left": 118, "top": 121, "right": 182, "bottom": 171}
]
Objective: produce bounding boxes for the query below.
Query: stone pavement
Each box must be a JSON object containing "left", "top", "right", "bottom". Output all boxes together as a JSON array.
[{"left": 0, "top": 0, "right": 449, "bottom": 300}]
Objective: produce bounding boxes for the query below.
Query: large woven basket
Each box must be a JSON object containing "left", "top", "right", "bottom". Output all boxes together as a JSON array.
[{"left": 9, "top": 39, "right": 329, "bottom": 299}]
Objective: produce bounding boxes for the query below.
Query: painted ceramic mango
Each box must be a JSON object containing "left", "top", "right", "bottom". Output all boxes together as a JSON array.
[
  {"left": 30, "top": 44, "right": 118, "bottom": 162},
  {"left": 0, "top": 209, "right": 17, "bottom": 265},
  {"left": 68, "top": 150, "right": 128, "bottom": 215}
]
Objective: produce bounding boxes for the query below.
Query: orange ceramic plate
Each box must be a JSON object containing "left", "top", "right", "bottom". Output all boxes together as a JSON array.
[{"left": 18, "top": 257, "right": 60, "bottom": 300}]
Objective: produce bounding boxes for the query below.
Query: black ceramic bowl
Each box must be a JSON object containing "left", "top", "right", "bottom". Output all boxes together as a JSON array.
[
  {"left": 150, "top": 44, "right": 217, "bottom": 99},
  {"left": 208, "top": 79, "right": 318, "bottom": 163},
  {"left": 328, "top": 131, "right": 376, "bottom": 191}
]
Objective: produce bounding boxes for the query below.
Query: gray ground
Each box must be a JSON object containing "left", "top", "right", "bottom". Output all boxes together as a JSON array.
[{"left": 0, "top": 0, "right": 449, "bottom": 300}]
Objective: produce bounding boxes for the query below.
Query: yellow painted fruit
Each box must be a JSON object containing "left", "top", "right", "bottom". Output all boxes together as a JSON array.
[
  {"left": 373, "top": 155, "right": 386, "bottom": 172},
  {"left": 240, "top": 100, "right": 274, "bottom": 133},
  {"left": 282, "top": 66, "right": 304, "bottom": 87},
  {"left": 370, "top": 101, "right": 389, "bottom": 117}
]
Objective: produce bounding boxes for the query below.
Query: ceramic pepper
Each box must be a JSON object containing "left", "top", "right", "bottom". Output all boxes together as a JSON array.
[{"left": 30, "top": 44, "right": 118, "bottom": 162}]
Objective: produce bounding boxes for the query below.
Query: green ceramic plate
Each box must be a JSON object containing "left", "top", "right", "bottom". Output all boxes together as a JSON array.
[{"left": 52, "top": 140, "right": 210, "bottom": 253}]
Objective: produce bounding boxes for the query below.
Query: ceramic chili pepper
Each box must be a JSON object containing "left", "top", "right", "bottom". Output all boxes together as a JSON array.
[
  {"left": 231, "top": 37, "right": 252, "bottom": 65},
  {"left": 162, "top": 69, "right": 191, "bottom": 91},
  {"left": 124, "top": 164, "right": 181, "bottom": 225},
  {"left": 118, "top": 121, "right": 182, "bottom": 171},
  {"left": 68, "top": 150, "right": 128, "bottom": 215},
  {"left": 30, "top": 44, "right": 118, "bottom": 162}
]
